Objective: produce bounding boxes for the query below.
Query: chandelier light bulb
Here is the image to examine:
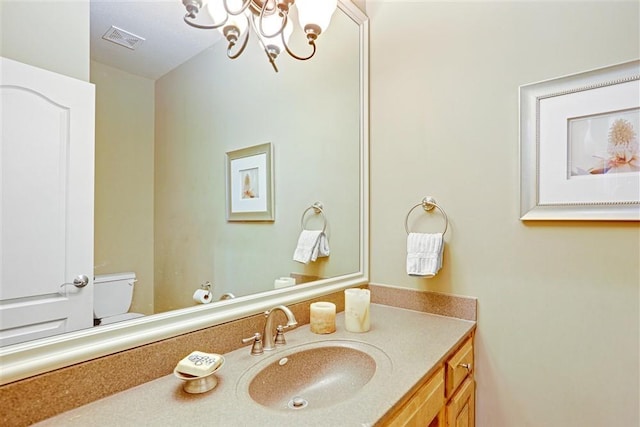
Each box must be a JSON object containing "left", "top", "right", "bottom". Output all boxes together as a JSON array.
[{"left": 295, "top": 0, "right": 338, "bottom": 35}]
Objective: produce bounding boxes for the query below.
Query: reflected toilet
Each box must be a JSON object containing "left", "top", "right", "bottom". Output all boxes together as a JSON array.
[{"left": 93, "top": 272, "right": 144, "bottom": 326}]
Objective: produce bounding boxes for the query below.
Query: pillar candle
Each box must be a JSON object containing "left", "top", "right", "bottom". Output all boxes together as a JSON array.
[
  {"left": 310, "top": 302, "right": 336, "bottom": 334},
  {"left": 344, "top": 288, "right": 370, "bottom": 332},
  {"left": 274, "top": 277, "right": 295, "bottom": 289}
]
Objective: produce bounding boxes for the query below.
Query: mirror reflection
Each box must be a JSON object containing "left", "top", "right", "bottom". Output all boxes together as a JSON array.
[
  {"left": 1, "top": 4, "right": 366, "bottom": 390},
  {"left": 91, "top": 0, "right": 360, "bottom": 324},
  {"left": 0, "top": 0, "right": 361, "bottom": 347}
]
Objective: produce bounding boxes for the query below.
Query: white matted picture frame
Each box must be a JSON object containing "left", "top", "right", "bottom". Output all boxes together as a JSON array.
[
  {"left": 520, "top": 60, "right": 640, "bottom": 221},
  {"left": 226, "top": 142, "right": 274, "bottom": 222}
]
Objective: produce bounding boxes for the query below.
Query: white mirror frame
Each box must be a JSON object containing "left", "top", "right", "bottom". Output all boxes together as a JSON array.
[{"left": 0, "top": 0, "right": 369, "bottom": 386}]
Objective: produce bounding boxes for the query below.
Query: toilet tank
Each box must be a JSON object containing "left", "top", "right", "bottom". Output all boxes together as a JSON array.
[{"left": 93, "top": 272, "right": 136, "bottom": 319}]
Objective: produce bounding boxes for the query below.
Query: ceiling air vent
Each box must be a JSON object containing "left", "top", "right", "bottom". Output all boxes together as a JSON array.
[{"left": 102, "top": 26, "right": 145, "bottom": 50}]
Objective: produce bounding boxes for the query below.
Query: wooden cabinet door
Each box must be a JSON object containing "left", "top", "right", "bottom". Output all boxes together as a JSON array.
[
  {"left": 446, "top": 377, "right": 475, "bottom": 427},
  {"left": 385, "top": 368, "right": 445, "bottom": 427}
]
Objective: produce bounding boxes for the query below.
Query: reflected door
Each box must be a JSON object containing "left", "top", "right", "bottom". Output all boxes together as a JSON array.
[{"left": 0, "top": 57, "right": 95, "bottom": 346}]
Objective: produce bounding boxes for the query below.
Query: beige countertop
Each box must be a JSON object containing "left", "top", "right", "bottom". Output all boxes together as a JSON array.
[{"left": 35, "top": 304, "right": 475, "bottom": 427}]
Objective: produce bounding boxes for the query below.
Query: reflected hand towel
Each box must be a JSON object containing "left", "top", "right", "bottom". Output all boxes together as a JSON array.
[
  {"left": 406, "top": 232, "right": 443, "bottom": 277},
  {"left": 293, "top": 230, "right": 330, "bottom": 264}
]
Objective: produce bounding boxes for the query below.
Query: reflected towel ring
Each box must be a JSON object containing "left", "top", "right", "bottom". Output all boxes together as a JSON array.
[
  {"left": 301, "top": 202, "right": 327, "bottom": 233},
  {"left": 405, "top": 197, "right": 449, "bottom": 235}
]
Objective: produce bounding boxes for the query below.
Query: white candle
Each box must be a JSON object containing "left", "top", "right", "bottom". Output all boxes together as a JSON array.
[
  {"left": 274, "top": 277, "right": 295, "bottom": 289},
  {"left": 344, "top": 288, "right": 370, "bottom": 332},
  {"left": 310, "top": 302, "right": 336, "bottom": 334}
]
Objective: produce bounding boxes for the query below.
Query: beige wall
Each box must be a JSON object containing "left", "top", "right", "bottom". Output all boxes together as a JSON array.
[
  {"left": 0, "top": 0, "right": 89, "bottom": 81},
  {"left": 367, "top": 1, "right": 639, "bottom": 426},
  {"left": 91, "top": 61, "right": 155, "bottom": 315},
  {"left": 4, "top": 1, "right": 639, "bottom": 424},
  {"left": 153, "top": 11, "right": 361, "bottom": 311}
]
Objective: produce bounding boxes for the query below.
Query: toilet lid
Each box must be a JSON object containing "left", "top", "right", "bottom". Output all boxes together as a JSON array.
[{"left": 98, "top": 312, "right": 144, "bottom": 325}]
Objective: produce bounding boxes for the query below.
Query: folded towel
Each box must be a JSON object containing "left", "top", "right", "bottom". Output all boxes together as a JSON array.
[
  {"left": 406, "top": 232, "right": 444, "bottom": 277},
  {"left": 293, "top": 230, "right": 330, "bottom": 264}
]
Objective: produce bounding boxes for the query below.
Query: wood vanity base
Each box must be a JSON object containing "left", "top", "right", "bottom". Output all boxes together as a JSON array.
[{"left": 378, "top": 333, "right": 475, "bottom": 427}]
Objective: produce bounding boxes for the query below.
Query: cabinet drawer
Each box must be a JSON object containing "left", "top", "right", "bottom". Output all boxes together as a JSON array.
[
  {"left": 386, "top": 367, "right": 445, "bottom": 427},
  {"left": 445, "top": 337, "right": 473, "bottom": 398}
]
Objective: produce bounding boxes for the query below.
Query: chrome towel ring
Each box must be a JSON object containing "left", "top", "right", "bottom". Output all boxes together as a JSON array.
[
  {"left": 405, "top": 197, "right": 449, "bottom": 235},
  {"left": 301, "top": 201, "right": 327, "bottom": 232}
]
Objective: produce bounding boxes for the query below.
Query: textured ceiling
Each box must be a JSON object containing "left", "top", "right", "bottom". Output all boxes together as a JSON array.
[{"left": 91, "top": 0, "right": 222, "bottom": 80}]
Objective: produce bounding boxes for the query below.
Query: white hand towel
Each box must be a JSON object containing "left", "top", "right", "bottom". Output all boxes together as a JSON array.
[
  {"left": 406, "top": 232, "right": 444, "bottom": 277},
  {"left": 293, "top": 230, "right": 331, "bottom": 264}
]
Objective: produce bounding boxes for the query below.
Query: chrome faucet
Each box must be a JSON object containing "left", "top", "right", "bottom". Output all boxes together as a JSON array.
[{"left": 262, "top": 305, "right": 298, "bottom": 351}]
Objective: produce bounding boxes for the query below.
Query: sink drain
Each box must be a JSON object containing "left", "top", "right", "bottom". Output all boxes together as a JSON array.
[{"left": 287, "top": 396, "right": 309, "bottom": 409}]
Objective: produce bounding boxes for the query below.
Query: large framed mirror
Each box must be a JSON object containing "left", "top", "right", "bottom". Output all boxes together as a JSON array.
[{"left": 0, "top": 0, "right": 368, "bottom": 385}]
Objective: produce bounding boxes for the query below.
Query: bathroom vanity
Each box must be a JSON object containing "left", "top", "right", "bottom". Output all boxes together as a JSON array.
[
  {"left": 32, "top": 304, "right": 475, "bottom": 426},
  {"left": 379, "top": 335, "right": 475, "bottom": 426}
]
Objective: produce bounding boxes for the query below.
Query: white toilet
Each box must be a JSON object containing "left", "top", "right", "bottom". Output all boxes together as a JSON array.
[{"left": 93, "top": 272, "right": 144, "bottom": 326}]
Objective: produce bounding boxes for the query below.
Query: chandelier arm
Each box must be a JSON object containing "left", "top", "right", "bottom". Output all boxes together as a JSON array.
[
  {"left": 227, "top": 24, "right": 251, "bottom": 59},
  {"left": 257, "top": 3, "right": 287, "bottom": 38},
  {"left": 249, "top": 17, "right": 279, "bottom": 73},
  {"left": 283, "top": 36, "right": 317, "bottom": 61},
  {"left": 224, "top": 0, "right": 252, "bottom": 15},
  {"left": 183, "top": 13, "right": 229, "bottom": 30}
]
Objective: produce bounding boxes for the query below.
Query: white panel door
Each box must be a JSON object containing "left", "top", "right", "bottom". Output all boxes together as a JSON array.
[{"left": 0, "top": 57, "right": 95, "bottom": 346}]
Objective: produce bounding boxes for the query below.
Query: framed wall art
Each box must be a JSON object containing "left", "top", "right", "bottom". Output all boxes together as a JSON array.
[
  {"left": 226, "top": 142, "right": 274, "bottom": 222},
  {"left": 520, "top": 60, "right": 640, "bottom": 221}
]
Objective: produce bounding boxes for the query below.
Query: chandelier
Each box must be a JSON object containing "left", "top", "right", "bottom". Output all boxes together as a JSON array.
[{"left": 181, "top": 0, "right": 338, "bottom": 72}]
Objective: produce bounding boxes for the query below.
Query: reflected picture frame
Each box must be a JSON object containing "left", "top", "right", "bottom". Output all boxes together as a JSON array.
[
  {"left": 519, "top": 60, "right": 640, "bottom": 221},
  {"left": 226, "top": 142, "right": 274, "bottom": 222}
]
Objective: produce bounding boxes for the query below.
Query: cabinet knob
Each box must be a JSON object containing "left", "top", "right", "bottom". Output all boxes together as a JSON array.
[{"left": 458, "top": 363, "right": 472, "bottom": 372}]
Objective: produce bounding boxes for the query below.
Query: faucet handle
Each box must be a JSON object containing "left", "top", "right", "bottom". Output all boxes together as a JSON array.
[
  {"left": 241, "top": 332, "right": 264, "bottom": 356},
  {"left": 274, "top": 325, "right": 287, "bottom": 346}
]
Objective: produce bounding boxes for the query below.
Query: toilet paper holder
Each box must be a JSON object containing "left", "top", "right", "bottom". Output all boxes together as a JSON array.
[{"left": 193, "top": 281, "right": 214, "bottom": 304}]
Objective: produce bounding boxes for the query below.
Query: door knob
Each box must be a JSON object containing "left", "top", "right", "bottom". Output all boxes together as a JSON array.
[{"left": 60, "top": 274, "right": 89, "bottom": 290}]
